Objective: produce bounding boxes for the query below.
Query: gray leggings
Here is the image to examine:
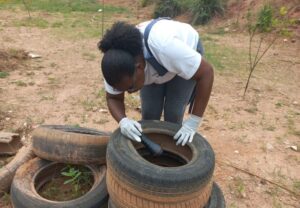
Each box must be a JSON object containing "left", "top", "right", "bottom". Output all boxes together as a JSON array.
[
  {"left": 140, "top": 38, "right": 204, "bottom": 124},
  {"left": 140, "top": 76, "right": 196, "bottom": 124}
]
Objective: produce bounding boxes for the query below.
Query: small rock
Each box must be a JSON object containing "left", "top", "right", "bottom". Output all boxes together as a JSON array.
[
  {"left": 99, "top": 109, "right": 108, "bottom": 113},
  {"left": 234, "top": 150, "right": 239, "bottom": 154},
  {"left": 260, "top": 179, "right": 267, "bottom": 185},
  {"left": 241, "top": 192, "right": 247, "bottom": 198},
  {"left": 98, "top": 9, "right": 102, "bottom": 12},
  {"left": 283, "top": 39, "right": 288, "bottom": 42},
  {"left": 291, "top": 39, "right": 296, "bottom": 43},
  {"left": 266, "top": 143, "right": 274, "bottom": 151},
  {"left": 293, "top": 101, "right": 298, "bottom": 105},
  {"left": 290, "top": 145, "right": 298, "bottom": 152},
  {"left": 224, "top": 27, "right": 230, "bottom": 32},
  {"left": 273, "top": 52, "right": 279, "bottom": 56},
  {"left": 28, "top": 52, "right": 42, "bottom": 59},
  {"left": 5, "top": 117, "right": 10, "bottom": 121},
  {"left": 8, "top": 110, "right": 13, "bottom": 113},
  {"left": 92, "top": 107, "right": 98, "bottom": 112}
]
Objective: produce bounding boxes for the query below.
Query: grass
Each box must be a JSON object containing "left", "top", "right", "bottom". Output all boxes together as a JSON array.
[
  {"left": 286, "top": 112, "right": 300, "bottom": 137},
  {"left": 13, "top": 80, "right": 27, "bottom": 87},
  {"left": 0, "top": 71, "right": 9, "bottom": 78},
  {"left": 293, "top": 180, "right": 300, "bottom": 192},
  {"left": 202, "top": 35, "right": 247, "bottom": 72},
  {"left": 0, "top": 0, "right": 128, "bottom": 13},
  {"left": 81, "top": 99, "right": 97, "bottom": 112},
  {"left": 1, "top": 0, "right": 129, "bottom": 39},
  {"left": 230, "top": 177, "right": 247, "bottom": 198},
  {"left": 82, "top": 52, "right": 96, "bottom": 61},
  {"left": 13, "top": 17, "right": 49, "bottom": 28},
  {"left": 0, "top": 192, "right": 11, "bottom": 206}
]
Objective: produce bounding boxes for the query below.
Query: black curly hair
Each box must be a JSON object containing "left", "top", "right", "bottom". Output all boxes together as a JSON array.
[{"left": 98, "top": 22, "right": 143, "bottom": 86}]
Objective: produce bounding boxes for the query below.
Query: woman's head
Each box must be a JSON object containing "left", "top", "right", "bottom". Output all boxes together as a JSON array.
[{"left": 98, "top": 22, "right": 144, "bottom": 92}]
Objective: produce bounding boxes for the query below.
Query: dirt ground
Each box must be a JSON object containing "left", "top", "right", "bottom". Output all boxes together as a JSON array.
[{"left": 0, "top": 1, "right": 300, "bottom": 208}]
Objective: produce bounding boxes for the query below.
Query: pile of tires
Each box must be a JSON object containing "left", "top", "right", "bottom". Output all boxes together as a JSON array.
[
  {"left": 5, "top": 121, "right": 225, "bottom": 208},
  {"left": 106, "top": 120, "right": 225, "bottom": 208},
  {"left": 9, "top": 125, "right": 111, "bottom": 208},
  {"left": 0, "top": 145, "right": 34, "bottom": 195}
]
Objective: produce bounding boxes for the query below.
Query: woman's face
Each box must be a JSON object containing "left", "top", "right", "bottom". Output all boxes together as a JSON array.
[{"left": 114, "top": 60, "right": 145, "bottom": 93}]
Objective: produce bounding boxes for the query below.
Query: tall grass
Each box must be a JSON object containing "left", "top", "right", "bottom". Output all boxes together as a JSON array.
[{"left": 0, "top": 0, "right": 127, "bottom": 13}]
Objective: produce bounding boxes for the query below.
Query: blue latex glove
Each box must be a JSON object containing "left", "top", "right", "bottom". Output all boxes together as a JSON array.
[{"left": 174, "top": 115, "right": 203, "bottom": 146}]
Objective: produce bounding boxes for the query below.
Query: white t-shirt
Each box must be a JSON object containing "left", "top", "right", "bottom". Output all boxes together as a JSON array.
[{"left": 104, "top": 19, "right": 202, "bottom": 95}]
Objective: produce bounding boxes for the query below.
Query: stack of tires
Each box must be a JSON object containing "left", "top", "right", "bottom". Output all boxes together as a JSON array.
[
  {"left": 10, "top": 125, "right": 111, "bottom": 208},
  {"left": 8, "top": 121, "right": 225, "bottom": 208},
  {"left": 107, "top": 121, "right": 225, "bottom": 208}
]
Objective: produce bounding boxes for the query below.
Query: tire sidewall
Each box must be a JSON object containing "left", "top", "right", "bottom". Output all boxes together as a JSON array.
[
  {"left": 11, "top": 158, "right": 108, "bottom": 208},
  {"left": 107, "top": 120, "right": 215, "bottom": 191}
]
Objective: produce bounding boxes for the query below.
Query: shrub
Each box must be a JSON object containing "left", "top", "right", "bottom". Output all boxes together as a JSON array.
[
  {"left": 191, "top": 0, "right": 225, "bottom": 25},
  {"left": 153, "top": 0, "right": 181, "bottom": 18},
  {"left": 256, "top": 4, "right": 273, "bottom": 32}
]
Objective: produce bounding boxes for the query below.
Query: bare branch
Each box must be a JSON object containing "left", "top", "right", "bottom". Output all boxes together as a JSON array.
[{"left": 22, "top": 0, "right": 31, "bottom": 19}]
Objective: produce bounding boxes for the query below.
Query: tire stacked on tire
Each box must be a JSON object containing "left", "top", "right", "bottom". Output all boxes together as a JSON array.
[
  {"left": 106, "top": 121, "right": 225, "bottom": 208},
  {"left": 10, "top": 125, "right": 111, "bottom": 208},
  {"left": 0, "top": 145, "right": 34, "bottom": 195}
]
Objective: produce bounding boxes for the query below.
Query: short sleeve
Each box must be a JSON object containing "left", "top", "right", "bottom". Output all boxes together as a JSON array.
[
  {"left": 150, "top": 37, "right": 202, "bottom": 80},
  {"left": 104, "top": 79, "right": 123, "bottom": 95}
]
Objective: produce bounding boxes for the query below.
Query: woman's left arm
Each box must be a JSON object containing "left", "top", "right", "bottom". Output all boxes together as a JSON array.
[
  {"left": 174, "top": 59, "right": 214, "bottom": 146},
  {"left": 191, "top": 58, "right": 214, "bottom": 117}
]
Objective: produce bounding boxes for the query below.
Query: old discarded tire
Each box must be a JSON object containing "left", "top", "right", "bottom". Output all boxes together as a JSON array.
[
  {"left": 11, "top": 158, "right": 108, "bottom": 208},
  {"left": 205, "top": 183, "right": 226, "bottom": 208},
  {"left": 108, "top": 198, "right": 116, "bottom": 208},
  {"left": 0, "top": 145, "right": 34, "bottom": 195},
  {"left": 107, "top": 120, "right": 215, "bottom": 208},
  {"left": 32, "top": 125, "right": 110, "bottom": 164},
  {"left": 109, "top": 182, "right": 225, "bottom": 208}
]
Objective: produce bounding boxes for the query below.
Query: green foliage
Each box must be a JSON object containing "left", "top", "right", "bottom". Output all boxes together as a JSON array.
[
  {"left": 154, "top": 0, "right": 181, "bottom": 18},
  {"left": 0, "top": 71, "right": 9, "bottom": 78},
  {"left": 0, "top": 0, "right": 127, "bottom": 14},
  {"left": 257, "top": 4, "right": 273, "bottom": 32},
  {"left": 13, "top": 17, "right": 49, "bottom": 28},
  {"left": 191, "top": 0, "right": 225, "bottom": 25},
  {"left": 140, "top": 0, "right": 157, "bottom": 7},
  {"left": 247, "top": 5, "right": 296, "bottom": 36},
  {"left": 61, "top": 165, "right": 92, "bottom": 193}
]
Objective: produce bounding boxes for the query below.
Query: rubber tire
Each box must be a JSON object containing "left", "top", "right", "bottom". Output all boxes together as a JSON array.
[
  {"left": 10, "top": 158, "right": 108, "bottom": 208},
  {"left": 109, "top": 183, "right": 225, "bottom": 208},
  {"left": 32, "top": 125, "right": 110, "bottom": 164},
  {"left": 0, "top": 145, "right": 34, "bottom": 195},
  {"left": 205, "top": 183, "right": 226, "bottom": 208},
  {"left": 107, "top": 120, "right": 215, "bottom": 208}
]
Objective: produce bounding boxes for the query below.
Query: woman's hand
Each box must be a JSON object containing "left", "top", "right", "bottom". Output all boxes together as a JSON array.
[
  {"left": 119, "top": 117, "right": 142, "bottom": 142},
  {"left": 174, "top": 115, "right": 202, "bottom": 146}
]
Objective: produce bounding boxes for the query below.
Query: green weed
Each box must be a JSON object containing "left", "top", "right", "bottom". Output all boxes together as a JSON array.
[
  {"left": 14, "top": 80, "right": 27, "bottom": 87},
  {"left": 82, "top": 52, "right": 96, "bottom": 61},
  {"left": 202, "top": 36, "right": 247, "bottom": 71},
  {"left": 0, "top": 0, "right": 128, "bottom": 13},
  {"left": 0, "top": 192, "right": 11, "bottom": 206},
  {"left": 81, "top": 99, "right": 97, "bottom": 111},
  {"left": 13, "top": 17, "right": 49, "bottom": 28},
  {"left": 0, "top": 71, "right": 9, "bottom": 78},
  {"left": 293, "top": 180, "right": 300, "bottom": 192}
]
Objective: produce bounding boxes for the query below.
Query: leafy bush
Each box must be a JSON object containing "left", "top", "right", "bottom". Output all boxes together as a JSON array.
[
  {"left": 153, "top": 0, "right": 181, "bottom": 18},
  {"left": 191, "top": 0, "right": 225, "bottom": 25},
  {"left": 256, "top": 5, "right": 273, "bottom": 32}
]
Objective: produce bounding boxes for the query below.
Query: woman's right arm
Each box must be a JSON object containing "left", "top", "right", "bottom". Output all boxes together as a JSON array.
[
  {"left": 106, "top": 92, "right": 126, "bottom": 123},
  {"left": 106, "top": 92, "right": 142, "bottom": 142}
]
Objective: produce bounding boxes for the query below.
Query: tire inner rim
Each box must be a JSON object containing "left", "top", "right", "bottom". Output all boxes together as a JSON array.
[{"left": 138, "top": 148, "right": 188, "bottom": 167}]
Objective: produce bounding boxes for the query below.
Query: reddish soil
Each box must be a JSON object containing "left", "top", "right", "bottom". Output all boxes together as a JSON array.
[{"left": 0, "top": 0, "right": 299, "bottom": 207}]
